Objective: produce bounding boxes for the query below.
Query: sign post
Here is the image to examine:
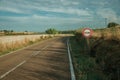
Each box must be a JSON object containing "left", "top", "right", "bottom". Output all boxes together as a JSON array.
[{"left": 82, "top": 28, "right": 93, "bottom": 54}]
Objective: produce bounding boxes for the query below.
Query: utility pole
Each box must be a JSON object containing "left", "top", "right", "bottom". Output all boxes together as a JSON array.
[
  {"left": 105, "top": 18, "right": 107, "bottom": 26},
  {"left": 118, "top": 68, "right": 119, "bottom": 80}
]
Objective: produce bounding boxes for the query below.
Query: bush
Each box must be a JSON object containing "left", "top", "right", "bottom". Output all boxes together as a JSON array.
[
  {"left": 91, "top": 39, "right": 120, "bottom": 80},
  {"left": 107, "top": 22, "right": 119, "bottom": 28},
  {"left": 45, "top": 28, "right": 58, "bottom": 34}
]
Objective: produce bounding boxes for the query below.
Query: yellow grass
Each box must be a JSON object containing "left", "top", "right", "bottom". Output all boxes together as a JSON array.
[
  {"left": 92, "top": 27, "right": 120, "bottom": 40},
  {"left": 0, "top": 35, "right": 53, "bottom": 55}
]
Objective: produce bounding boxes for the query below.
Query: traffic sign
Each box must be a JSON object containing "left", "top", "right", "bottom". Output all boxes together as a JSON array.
[{"left": 82, "top": 28, "right": 93, "bottom": 38}]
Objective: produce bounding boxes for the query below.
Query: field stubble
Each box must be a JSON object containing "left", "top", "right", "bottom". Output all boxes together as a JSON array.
[{"left": 0, "top": 35, "right": 54, "bottom": 55}]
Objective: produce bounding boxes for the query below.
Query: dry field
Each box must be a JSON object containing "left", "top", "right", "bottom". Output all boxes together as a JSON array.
[
  {"left": 0, "top": 34, "right": 54, "bottom": 55},
  {"left": 92, "top": 27, "right": 120, "bottom": 40}
]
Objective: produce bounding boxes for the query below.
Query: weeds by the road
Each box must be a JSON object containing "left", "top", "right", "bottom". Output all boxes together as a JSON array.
[
  {"left": 75, "top": 26, "right": 120, "bottom": 80},
  {"left": 69, "top": 36, "right": 106, "bottom": 80},
  {"left": 0, "top": 35, "right": 52, "bottom": 56}
]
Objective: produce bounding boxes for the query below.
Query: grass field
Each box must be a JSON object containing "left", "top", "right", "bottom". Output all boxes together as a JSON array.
[
  {"left": 0, "top": 34, "right": 72, "bottom": 56},
  {"left": 0, "top": 35, "right": 54, "bottom": 55},
  {"left": 92, "top": 27, "right": 120, "bottom": 40}
]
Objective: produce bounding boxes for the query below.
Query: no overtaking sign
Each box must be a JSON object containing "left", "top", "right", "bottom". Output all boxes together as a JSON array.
[{"left": 82, "top": 28, "right": 93, "bottom": 38}]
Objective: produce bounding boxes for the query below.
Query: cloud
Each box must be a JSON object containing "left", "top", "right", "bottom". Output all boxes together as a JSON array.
[
  {"left": 33, "top": 7, "right": 91, "bottom": 16},
  {"left": 60, "top": 0, "right": 79, "bottom": 6},
  {"left": 91, "top": 1, "right": 108, "bottom": 6},
  {"left": 97, "top": 8, "right": 119, "bottom": 22},
  {"left": 0, "top": 14, "right": 93, "bottom": 23},
  {"left": 0, "top": 7, "right": 24, "bottom": 13},
  {"left": 0, "top": 14, "right": 95, "bottom": 31},
  {"left": 0, "top": 0, "right": 92, "bottom": 16},
  {"left": 0, "top": 0, "right": 120, "bottom": 32}
]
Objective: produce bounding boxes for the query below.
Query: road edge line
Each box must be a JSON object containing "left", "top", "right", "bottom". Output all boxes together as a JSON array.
[{"left": 67, "top": 38, "right": 76, "bottom": 80}]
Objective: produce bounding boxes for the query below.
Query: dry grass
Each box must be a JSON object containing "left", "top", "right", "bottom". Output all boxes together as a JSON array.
[
  {"left": 75, "top": 27, "right": 120, "bottom": 80},
  {"left": 0, "top": 35, "right": 53, "bottom": 55},
  {"left": 92, "top": 27, "right": 120, "bottom": 40},
  {"left": 0, "top": 34, "right": 78, "bottom": 55},
  {"left": 75, "top": 27, "right": 120, "bottom": 41}
]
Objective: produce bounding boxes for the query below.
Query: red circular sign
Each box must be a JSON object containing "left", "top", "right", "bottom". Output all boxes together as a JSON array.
[{"left": 82, "top": 28, "right": 93, "bottom": 38}]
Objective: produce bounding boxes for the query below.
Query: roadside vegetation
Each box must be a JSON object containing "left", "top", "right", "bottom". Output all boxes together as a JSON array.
[
  {"left": 0, "top": 28, "right": 74, "bottom": 56},
  {"left": 0, "top": 35, "right": 54, "bottom": 56},
  {"left": 0, "top": 30, "right": 36, "bottom": 36},
  {"left": 45, "top": 28, "right": 59, "bottom": 34},
  {"left": 45, "top": 28, "right": 75, "bottom": 34},
  {"left": 70, "top": 22, "right": 120, "bottom": 80},
  {"left": 70, "top": 36, "right": 105, "bottom": 80}
]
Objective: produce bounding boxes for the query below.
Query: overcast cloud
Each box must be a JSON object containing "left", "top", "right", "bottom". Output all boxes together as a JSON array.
[{"left": 0, "top": 0, "right": 120, "bottom": 32}]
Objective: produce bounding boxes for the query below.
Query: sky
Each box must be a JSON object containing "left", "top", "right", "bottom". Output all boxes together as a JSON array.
[{"left": 0, "top": 0, "right": 120, "bottom": 32}]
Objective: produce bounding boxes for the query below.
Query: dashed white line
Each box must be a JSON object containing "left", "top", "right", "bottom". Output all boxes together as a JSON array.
[
  {"left": 67, "top": 38, "right": 76, "bottom": 80},
  {"left": 31, "top": 44, "right": 51, "bottom": 57},
  {"left": 42, "top": 45, "right": 50, "bottom": 50},
  {"left": 32, "top": 51, "right": 41, "bottom": 56},
  {"left": 0, "top": 40, "right": 53, "bottom": 79},
  {"left": 0, "top": 60, "right": 26, "bottom": 79}
]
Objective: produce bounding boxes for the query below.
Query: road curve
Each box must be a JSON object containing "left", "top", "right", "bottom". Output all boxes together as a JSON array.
[{"left": 0, "top": 37, "right": 70, "bottom": 80}]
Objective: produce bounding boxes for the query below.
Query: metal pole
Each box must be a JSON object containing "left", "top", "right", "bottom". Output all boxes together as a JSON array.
[
  {"left": 86, "top": 38, "right": 90, "bottom": 54},
  {"left": 105, "top": 18, "right": 107, "bottom": 27},
  {"left": 118, "top": 68, "right": 119, "bottom": 80}
]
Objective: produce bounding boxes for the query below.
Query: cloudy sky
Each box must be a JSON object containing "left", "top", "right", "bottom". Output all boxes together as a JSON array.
[{"left": 0, "top": 0, "right": 120, "bottom": 32}]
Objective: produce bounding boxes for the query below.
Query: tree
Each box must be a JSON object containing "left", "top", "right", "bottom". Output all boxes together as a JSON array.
[
  {"left": 3, "top": 30, "right": 9, "bottom": 34},
  {"left": 10, "top": 30, "right": 14, "bottom": 33},
  {"left": 45, "top": 28, "right": 58, "bottom": 34},
  {"left": 107, "top": 22, "right": 119, "bottom": 28}
]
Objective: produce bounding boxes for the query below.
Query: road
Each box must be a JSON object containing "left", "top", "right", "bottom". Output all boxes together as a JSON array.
[{"left": 0, "top": 37, "right": 70, "bottom": 80}]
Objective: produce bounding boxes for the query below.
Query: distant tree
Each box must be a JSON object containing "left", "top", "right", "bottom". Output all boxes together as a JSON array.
[
  {"left": 45, "top": 28, "right": 58, "bottom": 34},
  {"left": 107, "top": 22, "right": 119, "bottom": 28},
  {"left": 10, "top": 30, "right": 14, "bottom": 33},
  {"left": 3, "top": 30, "right": 9, "bottom": 35},
  {"left": 59, "top": 30, "right": 75, "bottom": 34},
  {"left": 3, "top": 30, "right": 8, "bottom": 33},
  {"left": 25, "top": 30, "right": 28, "bottom": 32}
]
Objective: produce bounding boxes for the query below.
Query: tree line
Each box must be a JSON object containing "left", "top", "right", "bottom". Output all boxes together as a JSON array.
[{"left": 45, "top": 28, "right": 74, "bottom": 34}]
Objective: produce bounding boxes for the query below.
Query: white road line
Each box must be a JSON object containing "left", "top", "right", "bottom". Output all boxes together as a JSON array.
[
  {"left": 41, "top": 45, "right": 50, "bottom": 50},
  {"left": 33, "top": 51, "right": 41, "bottom": 56},
  {"left": 0, "top": 44, "right": 51, "bottom": 79},
  {"left": 0, "top": 38, "right": 56, "bottom": 79},
  {"left": 31, "top": 44, "right": 51, "bottom": 57},
  {"left": 67, "top": 38, "right": 76, "bottom": 80},
  {"left": 0, "top": 60, "right": 26, "bottom": 79}
]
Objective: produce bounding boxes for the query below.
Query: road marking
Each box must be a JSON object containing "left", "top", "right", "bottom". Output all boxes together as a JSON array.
[
  {"left": 67, "top": 38, "right": 76, "bottom": 80},
  {"left": 31, "top": 44, "right": 51, "bottom": 56},
  {"left": 33, "top": 51, "right": 41, "bottom": 56},
  {"left": 42, "top": 45, "right": 50, "bottom": 50},
  {"left": 0, "top": 38, "right": 56, "bottom": 79},
  {"left": 0, "top": 60, "right": 26, "bottom": 79},
  {"left": 0, "top": 44, "right": 51, "bottom": 79},
  {"left": 30, "top": 51, "right": 40, "bottom": 56}
]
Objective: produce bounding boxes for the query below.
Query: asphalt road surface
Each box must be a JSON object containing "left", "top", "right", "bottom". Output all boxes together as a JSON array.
[{"left": 0, "top": 37, "right": 70, "bottom": 80}]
